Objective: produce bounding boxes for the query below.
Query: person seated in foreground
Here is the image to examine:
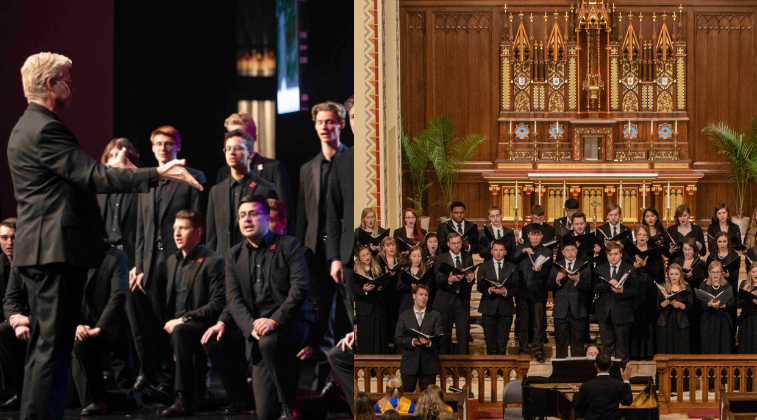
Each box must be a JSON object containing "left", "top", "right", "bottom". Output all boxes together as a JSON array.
[{"left": 572, "top": 352, "right": 633, "bottom": 420}]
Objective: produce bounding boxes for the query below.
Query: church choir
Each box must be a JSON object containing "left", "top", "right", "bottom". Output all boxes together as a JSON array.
[{"left": 354, "top": 199, "right": 757, "bottom": 393}]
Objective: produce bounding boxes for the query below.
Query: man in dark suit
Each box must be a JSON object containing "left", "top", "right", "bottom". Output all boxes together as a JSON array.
[
  {"left": 296, "top": 102, "right": 348, "bottom": 378},
  {"left": 98, "top": 139, "right": 141, "bottom": 269},
  {"left": 566, "top": 212, "right": 602, "bottom": 263},
  {"left": 593, "top": 242, "right": 638, "bottom": 362},
  {"left": 215, "top": 113, "right": 294, "bottom": 234},
  {"left": 476, "top": 239, "right": 519, "bottom": 355},
  {"left": 0, "top": 267, "right": 29, "bottom": 410},
  {"left": 395, "top": 284, "right": 443, "bottom": 392},
  {"left": 7, "top": 52, "right": 202, "bottom": 420},
  {"left": 436, "top": 202, "right": 479, "bottom": 254},
  {"left": 433, "top": 232, "right": 474, "bottom": 355},
  {"left": 553, "top": 198, "right": 579, "bottom": 239},
  {"left": 160, "top": 211, "right": 226, "bottom": 417},
  {"left": 547, "top": 240, "right": 592, "bottom": 358},
  {"left": 327, "top": 332, "right": 354, "bottom": 414},
  {"left": 327, "top": 146, "right": 354, "bottom": 335},
  {"left": 132, "top": 125, "right": 206, "bottom": 395},
  {"left": 478, "top": 206, "right": 515, "bottom": 261},
  {"left": 0, "top": 218, "right": 15, "bottom": 301},
  {"left": 519, "top": 205, "right": 556, "bottom": 245},
  {"left": 594, "top": 203, "right": 633, "bottom": 265},
  {"left": 207, "top": 129, "right": 278, "bottom": 254},
  {"left": 572, "top": 352, "right": 633, "bottom": 420},
  {"left": 512, "top": 224, "right": 553, "bottom": 362},
  {"left": 71, "top": 247, "right": 129, "bottom": 415},
  {"left": 207, "top": 195, "right": 314, "bottom": 420}
]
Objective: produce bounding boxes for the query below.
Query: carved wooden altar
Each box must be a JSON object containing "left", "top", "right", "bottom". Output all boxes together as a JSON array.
[{"left": 490, "top": 1, "right": 703, "bottom": 225}]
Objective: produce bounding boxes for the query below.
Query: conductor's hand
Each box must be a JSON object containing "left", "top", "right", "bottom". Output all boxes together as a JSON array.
[
  {"left": 201, "top": 322, "right": 225, "bottom": 345},
  {"left": 109, "top": 147, "right": 137, "bottom": 169},
  {"left": 621, "top": 363, "right": 633, "bottom": 382},
  {"left": 157, "top": 159, "right": 204, "bottom": 191}
]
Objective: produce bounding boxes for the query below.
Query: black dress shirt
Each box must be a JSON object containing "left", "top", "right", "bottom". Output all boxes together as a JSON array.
[
  {"left": 317, "top": 144, "right": 346, "bottom": 237},
  {"left": 104, "top": 193, "right": 123, "bottom": 245},
  {"left": 173, "top": 245, "right": 203, "bottom": 318},
  {"left": 155, "top": 179, "right": 171, "bottom": 243},
  {"left": 229, "top": 172, "right": 253, "bottom": 246},
  {"left": 247, "top": 231, "right": 278, "bottom": 318}
]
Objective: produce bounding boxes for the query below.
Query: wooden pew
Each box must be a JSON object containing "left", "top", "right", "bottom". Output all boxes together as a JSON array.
[
  {"left": 367, "top": 385, "right": 472, "bottom": 420},
  {"left": 720, "top": 384, "right": 757, "bottom": 420}
]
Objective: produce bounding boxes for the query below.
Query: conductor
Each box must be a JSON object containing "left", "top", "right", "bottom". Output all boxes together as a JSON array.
[
  {"left": 572, "top": 353, "right": 633, "bottom": 420},
  {"left": 7, "top": 52, "right": 202, "bottom": 420}
]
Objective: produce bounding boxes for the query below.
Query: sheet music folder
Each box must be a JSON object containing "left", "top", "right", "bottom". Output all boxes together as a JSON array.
[{"left": 543, "top": 358, "right": 624, "bottom": 383}]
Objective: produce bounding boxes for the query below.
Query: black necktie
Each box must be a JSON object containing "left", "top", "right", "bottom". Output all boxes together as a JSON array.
[
  {"left": 611, "top": 265, "right": 618, "bottom": 279},
  {"left": 497, "top": 262, "right": 503, "bottom": 279},
  {"left": 568, "top": 261, "right": 573, "bottom": 272},
  {"left": 612, "top": 226, "right": 617, "bottom": 238},
  {"left": 455, "top": 256, "right": 462, "bottom": 269},
  {"left": 496, "top": 229, "right": 501, "bottom": 239},
  {"left": 458, "top": 223, "right": 463, "bottom": 235}
]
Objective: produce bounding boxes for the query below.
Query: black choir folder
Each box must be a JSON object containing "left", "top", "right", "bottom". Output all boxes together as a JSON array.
[
  {"left": 655, "top": 283, "right": 690, "bottom": 302},
  {"left": 399, "top": 268, "right": 434, "bottom": 286},
  {"left": 402, "top": 329, "right": 446, "bottom": 345},
  {"left": 481, "top": 270, "right": 513, "bottom": 288},
  {"left": 358, "top": 229, "right": 388, "bottom": 247},
  {"left": 598, "top": 271, "right": 632, "bottom": 290},
  {"left": 354, "top": 272, "right": 391, "bottom": 288},
  {"left": 571, "top": 232, "right": 597, "bottom": 252},
  {"left": 623, "top": 240, "right": 665, "bottom": 261},
  {"left": 482, "top": 227, "right": 515, "bottom": 244},
  {"left": 739, "top": 288, "right": 757, "bottom": 305},
  {"left": 438, "top": 262, "right": 481, "bottom": 277},
  {"left": 694, "top": 287, "right": 733, "bottom": 303},
  {"left": 600, "top": 228, "right": 632, "bottom": 243},
  {"left": 555, "top": 260, "right": 589, "bottom": 276}
]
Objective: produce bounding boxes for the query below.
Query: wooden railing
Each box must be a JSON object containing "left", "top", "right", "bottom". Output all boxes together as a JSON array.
[
  {"left": 354, "top": 355, "right": 532, "bottom": 411},
  {"left": 655, "top": 354, "right": 757, "bottom": 414},
  {"left": 720, "top": 384, "right": 757, "bottom": 420}
]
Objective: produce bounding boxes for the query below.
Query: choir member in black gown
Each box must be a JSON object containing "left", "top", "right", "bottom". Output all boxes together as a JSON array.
[
  {"left": 394, "top": 208, "right": 427, "bottom": 248},
  {"left": 707, "top": 204, "right": 743, "bottom": 252},
  {"left": 625, "top": 225, "right": 660, "bottom": 360},
  {"left": 478, "top": 206, "right": 516, "bottom": 262},
  {"left": 699, "top": 261, "right": 734, "bottom": 354},
  {"left": 743, "top": 206, "right": 757, "bottom": 267},
  {"left": 379, "top": 237, "right": 402, "bottom": 353},
  {"left": 673, "top": 238, "right": 707, "bottom": 353},
  {"left": 594, "top": 204, "right": 633, "bottom": 266},
  {"left": 423, "top": 234, "right": 440, "bottom": 307},
  {"left": 656, "top": 264, "right": 693, "bottom": 354},
  {"left": 355, "top": 207, "right": 388, "bottom": 254},
  {"left": 665, "top": 204, "right": 706, "bottom": 261},
  {"left": 706, "top": 231, "right": 741, "bottom": 342},
  {"left": 397, "top": 246, "right": 428, "bottom": 315},
  {"left": 738, "top": 262, "right": 757, "bottom": 354},
  {"left": 641, "top": 208, "right": 665, "bottom": 248},
  {"left": 355, "top": 245, "right": 388, "bottom": 354},
  {"left": 553, "top": 199, "right": 579, "bottom": 239}
]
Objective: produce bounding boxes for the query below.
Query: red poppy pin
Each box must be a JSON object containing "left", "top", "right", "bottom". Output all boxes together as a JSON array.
[
  {"left": 270, "top": 245, "right": 276, "bottom": 250},
  {"left": 250, "top": 182, "right": 257, "bottom": 188},
  {"left": 197, "top": 258, "right": 203, "bottom": 262}
]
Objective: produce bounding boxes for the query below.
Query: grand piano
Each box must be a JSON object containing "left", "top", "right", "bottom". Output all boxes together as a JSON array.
[{"left": 522, "top": 358, "right": 660, "bottom": 420}]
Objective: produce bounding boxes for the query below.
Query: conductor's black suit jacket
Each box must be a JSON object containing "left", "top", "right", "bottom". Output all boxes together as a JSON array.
[
  {"left": 225, "top": 232, "right": 316, "bottom": 357},
  {"left": 394, "top": 308, "right": 444, "bottom": 376},
  {"left": 573, "top": 374, "right": 633, "bottom": 420},
  {"left": 206, "top": 174, "right": 277, "bottom": 254},
  {"left": 7, "top": 103, "right": 156, "bottom": 269},
  {"left": 165, "top": 245, "right": 226, "bottom": 325},
  {"left": 135, "top": 168, "right": 206, "bottom": 287}
]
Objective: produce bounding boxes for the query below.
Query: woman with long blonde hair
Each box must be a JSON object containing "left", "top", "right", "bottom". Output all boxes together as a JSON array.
[
  {"left": 379, "top": 236, "right": 402, "bottom": 352},
  {"left": 738, "top": 262, "right": 757, "bottom": 353},
  {"left": 355, "top": 207, "right": 388, "bottom": 253},
  {"left": 699, "top": 261, "right": 733, "bottom": 354},
  {"left": 374, "top": 376, "right": 415, "bottom": 414},
  {"left": 355, "top": 245, "right": 388, "bottom": 354},
  {"left": 656, "top": 264, "right": 693, "bottom": 354},
  {"left": 410, "top": 388, "right": 448, "bottom": 420}
]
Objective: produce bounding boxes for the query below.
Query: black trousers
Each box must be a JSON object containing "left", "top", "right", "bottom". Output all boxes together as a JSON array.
[
  {"left": 203, "top": 325, "right": 254, "bottom": 406},
  {"left": 72, "top": 335, "right": 115, "bottom": 406},
  {"left": 19, "top": 263, "right": 86, "bottom": 420},
  {"left": 554, "top": 311, "right": 586, "bottom": 358},
  {"left": 517, "top": 299, "right": 546, "bottom": 356},
  {"left": 171, "top": 321, "right": 209, "bottom": 402},
  {"left": 127, "top": 248, "right": 174, "bottom": 388},
  {"left": 598, "top": 314, "right": 632, "bottom": 362},
  {"left": 0, "top": 321, "right": 27, "bottom": 396},
  {"left": 334, "top": 266, "right": 354, "bottom": 339},
  {"left": 327, "top": 344, "right": 354, "bottom": 415},
  {"left": 439, "top": 300, "right": 470, "bottom": 355},
  {"left": 400, "top": 374, "right": 436, "bottom": 393},
  {"left": 307, "top": 245, "right": 337, "bottom": 389},
  {"left": 482, "top": 313, "right": 513, "bottom": 355}
]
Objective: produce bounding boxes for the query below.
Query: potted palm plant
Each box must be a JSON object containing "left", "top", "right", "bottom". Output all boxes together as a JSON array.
[
  {"left": 703, "top": 117, "right": 757, "bottom": 235},
  {"left": 427, "top": 116, "right": 486, "bottom": 219},
  {"left": 401, "top": 127, "right": 433, "bottom": 231}
]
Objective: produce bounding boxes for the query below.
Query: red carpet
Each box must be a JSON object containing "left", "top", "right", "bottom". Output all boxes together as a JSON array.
[
  {"left": 477, "top": 411, "right": 503, "bottom": 419},
  {"left": 688, "top": 408, "right": 720, "bottom": 418}
]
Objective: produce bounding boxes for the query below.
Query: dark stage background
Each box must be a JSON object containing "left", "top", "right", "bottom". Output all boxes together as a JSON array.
[{"left": 0, "top": 0, "right": 354, "bottom": 220}]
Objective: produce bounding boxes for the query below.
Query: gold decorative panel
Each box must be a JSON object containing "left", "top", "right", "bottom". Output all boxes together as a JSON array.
[
  {"left": 501, "top": 187, "right": 518, "bottom": 220},
  {"left": 677, "top": 57, "right": 685, "bottom": 109},
  {"left": 548, "top": 92, "right": 565, "bottom": 112},
  {"left": 569, "top": 57, "right": 577, "bottom": 109},
  {"left": 503, "top": 57, "right": 510, "bottom": 109},
  {"left": 515, "top": 90, "right": 530, "bottom": 111},
  {"left": 657, "top": 91, "right": 673, "bottom": 112},
  {"left": 619, "top": 188, "right": 638, "bottom": 222},
  {"left": 548, "top": 188, "right": 566, "bottom": 222},
  {"left": 582, "top": 188, "right": 604, "bottom": 224},
  {"left": 610, "top": 57, "right": 619, "bottom": 109},
  {"left": 623, "top": 91, "right": 638, "bottom": 112}
]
